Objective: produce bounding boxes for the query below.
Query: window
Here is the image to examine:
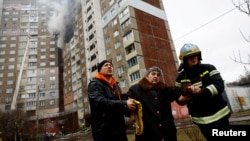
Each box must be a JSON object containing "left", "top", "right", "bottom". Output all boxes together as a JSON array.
[
  {"left": 106, "top": 48, "right": 111, "bottom": 55},
  {"left": 49, "top": 48, "right": 55, "bottom": 51},
  {"left": 50, "top": 84, "right": 56, "bottom": 89},
  {"left": 113, "top": 30, "right": 119, "bottom": 37},
  {"left": 40, "top": 77, "right": 46, "bottom": 81},
  {"left": 112, "top": 19, "right": 117, "bottom": 26},
  {"left": 127, "top": 57, "right": 138, "bottom": 68},
  {"left": 119, "top": 7, "right": 129, "bottom": 19},
  {"left": 1, "top": 37, "right": 7, "bottom": 41},
  {"left": 109, "top": 0, "right": 114, "bottom": 5},
  {"left": 10, "top": 50, "right": 16, "bottom": 54},
  {"left": 27, "top": 77, "right": 36, "bottom": 82},
  {"left": 50, "top": 76, "right": 56, "bottom": 80},
  {"left": 8, "top": 65, "right": 15, "bottom": 69},
  {"left": 8, "top": 72, "right": 14, "bottom": 77},
  {"left": 40, "top": 62, "right": 46, "bottom": 66},
  {"left": 49, "top": 68, "right": 55, "bottom": 73},
  {"left": 27, "top": 101, "right": 36, "bottom": 107},
  {"left": 0, "top": 44, "right": 6, "bottom": 48},
  {"left": 12, "top": 30, "right": 17, "bottom": 34},
  {"left": 110, "top": 7, "right": 115, "bottom": 15},
  {"left": 130, "top": 71, "right": 140, "bottom": 82},
  {"left": 40, "top": 55, "right": 46, "bottom": 59},
  {"left": 105, "top": 37, "right": 110, "bottom": 44},
  {"left": 121, "top": 19, "right": 131, "bottom": 30},
  {"left": 27, "top": 69, "right": 36, "bottom": 75},
  {"left": 39, "top": 92, "right": 46, "bottom": 97},
  {"left": 28, "top": 93, "right": 36, "bottom": 98},
  {"left": 41, "top": 29, "right": 47, "bottom": 32},
  {"left": 12, "top": 18, "right": 18, "bottom": 21},
  {"left": 119, "top": 80, "right": 126, "bottom": 88},
  {"left": 50, "top": 41, "right": 55, "bottom": 44},
  {"left": 40, "top": 42, "right": 46, "bottom": 45},
  {"left": 10, "top": 44, "right": 16, "bottom": 47},
  {"left": 39, "top": 100, "right": 45, "bottom": 106},
  {"left": 118, "top": 66, "right": 124, "bottom": 75},
  {"left": 115, "top": 41, "right": 121, "bottom": 49},
  {"left": 11, "top": 37, "right": 17, "bottom": 40},
  {"left": 123, "top": 31, "right": 133, "bottom": 42},
  {"left": 50, "top": 55, "right": 55, "bottom": 58},
  {"left": 40, "top": 48, "right": 46, "bottom": 52},
  {"left": 29, "top": 62, "right": 37, "bottom": 66},
  {"left": 50, "top": 91, "right": 55, "bottom": 97},
  {"left": 50, "top": 62, "right": 55, "bottom": 66},
  {"left": 9, "top": 58, "right": 15, "bottom": 62},
  {"left": 50, "top": 99, "right": 55, "bottom": 105},
  {"left": 7, "top": 80, "right": 13, "bottom": 85},
  {"left": 40, "top": 69, "right": 45, "bottom": 74},
  {"left": 6, "top": 88, "right": 13, "bottom": 93},
  {"left": 116, "top": 53, "right": 122, "bottom": 61},
  {"left": 2, "top": 30, "right": 7, "bottom": 34},
  {"left": 39, "top": 84, "right": 46, "bottom": 89},
  {"left": 5, "top": 96, "right": 12, "bottom": 104},
  {"left": 4, "top": 12, "right": 9, "bottom": 15}
]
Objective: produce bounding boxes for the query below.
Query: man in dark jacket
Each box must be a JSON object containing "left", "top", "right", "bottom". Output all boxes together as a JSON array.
[
  {"left": 87, "top": 60, "right": 136, "bottom": 141},
  {"left": 126, "top": 66, "right": 178, "bottom": 141},
  {"left": 176, "top": 43, "right": 231, "bottom": 140}
]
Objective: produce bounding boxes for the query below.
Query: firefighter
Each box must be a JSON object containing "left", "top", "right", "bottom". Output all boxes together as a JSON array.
[{"left": 175, "top": 43, "right": 231, "bottom": 140}]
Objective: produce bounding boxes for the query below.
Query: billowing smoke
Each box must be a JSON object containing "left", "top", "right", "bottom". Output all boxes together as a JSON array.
[{"left": 38, "top": 0, "right": 75, "bottom": 48}]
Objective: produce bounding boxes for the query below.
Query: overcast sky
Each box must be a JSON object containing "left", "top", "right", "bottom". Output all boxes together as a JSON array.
[{"left": 163, "top": 0, "right": 250, "bottom": 83}]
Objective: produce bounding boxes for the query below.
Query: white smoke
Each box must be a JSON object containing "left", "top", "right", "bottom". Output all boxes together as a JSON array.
[{"left": 38, "top": 0, "right": 74, "bottom": 48}]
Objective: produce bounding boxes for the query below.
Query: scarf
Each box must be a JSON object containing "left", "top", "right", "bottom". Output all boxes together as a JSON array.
[
  {"left": 95, "top": 72, "right": 121, "bottom": 100},
  {"left": 130, "top": 99, "right": 143, "bottom": 135}
]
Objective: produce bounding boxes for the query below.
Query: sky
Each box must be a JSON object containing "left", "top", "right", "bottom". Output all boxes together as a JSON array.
[{"left": 163, "top": 0, "right": 250, "bottom": 83}]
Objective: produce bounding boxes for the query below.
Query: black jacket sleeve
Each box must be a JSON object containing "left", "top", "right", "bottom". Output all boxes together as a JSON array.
[{"left": 87, "top": 80, "right": 127, "bottom": 111}]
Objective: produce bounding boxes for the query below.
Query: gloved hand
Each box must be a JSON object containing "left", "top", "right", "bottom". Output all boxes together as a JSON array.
[{"left": 180, "top": 83, "right": 193, "bottom": 96}]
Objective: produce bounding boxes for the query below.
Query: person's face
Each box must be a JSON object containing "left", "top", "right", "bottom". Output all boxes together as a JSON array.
[
  {"left": 99, "top": 62, "right": 113, "bottom": 76},
  {"left": 146, "top": 71, "right": 161, "bottom": 84},
  {"left": 186, "top": 55, "right": 199, "bottom": 67}
]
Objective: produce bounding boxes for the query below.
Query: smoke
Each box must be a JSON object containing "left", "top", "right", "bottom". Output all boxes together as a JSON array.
[{"left": 38, "top": 0, "right": 75, "bottom": 48}]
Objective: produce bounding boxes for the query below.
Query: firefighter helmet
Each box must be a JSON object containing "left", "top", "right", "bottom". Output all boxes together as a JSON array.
[{"left": 179, "top": 43, "right": 202, "bottom": 63}]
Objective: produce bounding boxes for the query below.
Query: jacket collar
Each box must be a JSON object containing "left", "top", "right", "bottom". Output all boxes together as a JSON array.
[
  {"left": 138, "top": 77, "right": 166, "bottom": 90},
  {"left": 95, "top": 72, "right": 117, "bottom": 89}
]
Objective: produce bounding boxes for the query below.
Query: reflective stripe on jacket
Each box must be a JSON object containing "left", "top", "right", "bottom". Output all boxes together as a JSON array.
[{"left": 191, "top": 106, "right": 231, "bottom": 124}]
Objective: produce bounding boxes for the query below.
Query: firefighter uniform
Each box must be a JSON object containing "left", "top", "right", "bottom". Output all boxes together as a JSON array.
[{"left": 176, "top": 43, "right": 231, "bottom": 140}]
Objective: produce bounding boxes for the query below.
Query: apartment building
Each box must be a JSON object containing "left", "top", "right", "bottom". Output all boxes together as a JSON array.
[
  {"left": 98, "top": 0, "right": 186, "bottom": 119},
  {"left": 0, "top": 0, "right": 64, "bottom": 130},
  {"left": 62, "top": 0, "right": 184, "bottom": 129}
]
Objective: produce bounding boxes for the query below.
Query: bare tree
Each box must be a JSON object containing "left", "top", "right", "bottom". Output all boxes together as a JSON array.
[
  {"left": 0, "top": 109, "right": 32, "bottom": 141},
  {"left": 231, "top": 0, "right": 250, "bottom": 65}
]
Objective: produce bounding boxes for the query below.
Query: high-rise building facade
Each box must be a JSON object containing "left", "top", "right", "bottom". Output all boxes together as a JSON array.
[{"left": 0, "top": 0, "right": 64, "bottom": 130}]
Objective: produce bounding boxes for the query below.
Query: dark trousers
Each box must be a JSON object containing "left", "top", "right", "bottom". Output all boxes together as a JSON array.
[{"left": 196, "top": 115, "right": 230, "bottom": 141}]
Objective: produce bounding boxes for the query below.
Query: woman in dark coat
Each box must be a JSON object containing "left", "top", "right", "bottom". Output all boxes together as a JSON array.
[{"left": 126, "top": 66, "right": 178, "bottom": 141}]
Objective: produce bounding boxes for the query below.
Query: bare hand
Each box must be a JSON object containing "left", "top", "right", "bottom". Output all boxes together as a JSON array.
[
  {"left": 126, "top": 98, "right": 136, "bottom": 112},
  {"left": 188, "top": 85, "right": 201, "bottom": 95}
]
